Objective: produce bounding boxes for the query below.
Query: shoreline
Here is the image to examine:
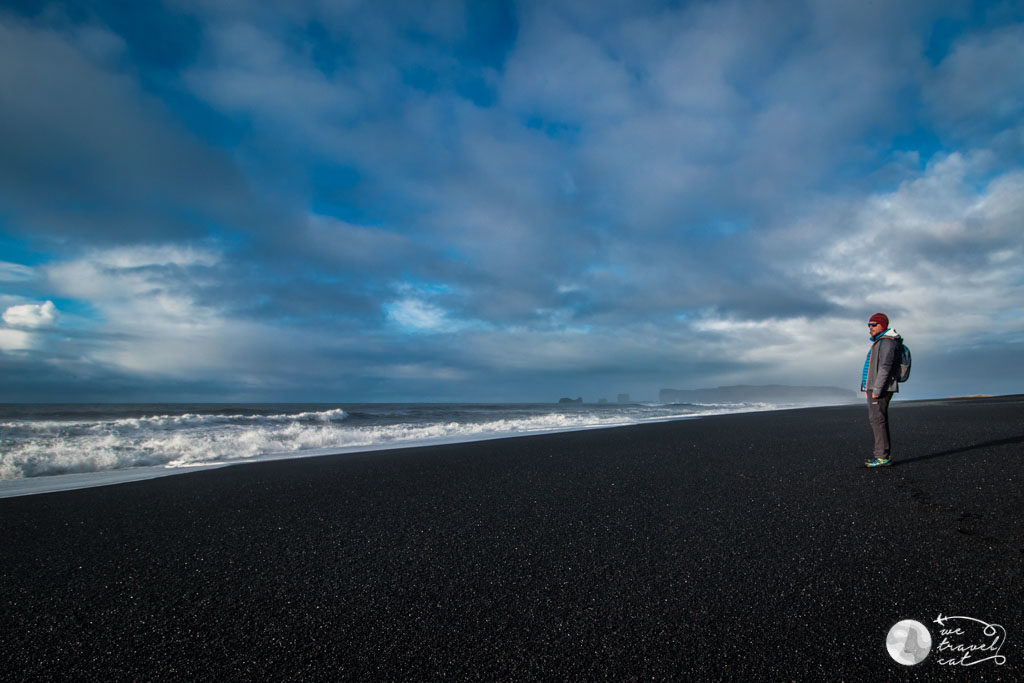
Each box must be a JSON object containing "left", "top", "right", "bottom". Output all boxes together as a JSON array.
[
  {"left": 3, "top": 395, "right": 1022, "bottom": 677},
  {"left": 0, "top": 400, "right": 837, "bottom": 500}
]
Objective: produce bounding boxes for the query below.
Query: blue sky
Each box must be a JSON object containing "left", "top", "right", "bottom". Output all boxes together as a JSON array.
[{"left": 1, "top": 0, "right": 1022, "bottom": 402}]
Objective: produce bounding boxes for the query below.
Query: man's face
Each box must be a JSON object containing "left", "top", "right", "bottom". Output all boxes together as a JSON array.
[{"left": 868, "top": 321, "right": 884, "bottom": 336}]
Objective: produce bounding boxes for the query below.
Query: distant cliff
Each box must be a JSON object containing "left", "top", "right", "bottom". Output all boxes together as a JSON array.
[{"left": 659, "top": 385, "right": 857, "bottom": 405}]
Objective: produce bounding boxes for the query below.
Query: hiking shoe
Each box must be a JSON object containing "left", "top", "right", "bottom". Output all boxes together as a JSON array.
[{"left": 864, "top": 457, "right": 891, "bottom": 467}]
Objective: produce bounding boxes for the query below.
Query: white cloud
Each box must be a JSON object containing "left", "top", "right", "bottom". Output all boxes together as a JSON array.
[
  {"left": 0, "top": 300, "right": 57, "bottom": 352},
  {"left": 807, "top": 155, "right": 1024, "bottom": 333},
  {"left": 93, "top": 245, "right": 220, "bottom": 269},
  {"left": 688, "top": 312, "right": 867, "bottom": 386},
  {"left": 0, "top": 261, "right": 35, "bottom": 281},
  {"left": 40, "top": 246, "right": 236, "bottom": 375},
  {"left": 2, "top": 300, "right": 57, "bottom": 328},
  {"left": 0, "top": 328, "right": 32, "bottom": 351},
  {"left": 366, "top": 362, "right": 469, "bottom": 381},
  {"left": 740, "top": 153, "right": 1024, "bottom": 389},
  {"left": 384, "top": 298, "right": 450, "bottom": 332},
  {"left": 634, "top": 149, "right": 1024, "bottom": 395},
  {"left": 46, "top": 245, "right": 220, "bottom": 303}
]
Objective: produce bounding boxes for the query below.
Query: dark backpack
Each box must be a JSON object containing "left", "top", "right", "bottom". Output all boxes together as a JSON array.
[{"left": 895, "top": 339, "right": 911, "bottom": 382}]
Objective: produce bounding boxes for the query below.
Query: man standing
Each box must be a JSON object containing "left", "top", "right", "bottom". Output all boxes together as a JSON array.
[{"left": 861, "top": 312, "right": 901, "bottom": 467}]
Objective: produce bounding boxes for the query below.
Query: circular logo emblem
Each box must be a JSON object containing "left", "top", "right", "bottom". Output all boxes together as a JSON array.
[{"left": 886, "top": 620, "right": 932, "bottom": 665}]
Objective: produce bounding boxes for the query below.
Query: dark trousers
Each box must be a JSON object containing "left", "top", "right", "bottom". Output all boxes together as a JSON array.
[{"left": 867, "top": 392, "right": 893, "bottom": 459}]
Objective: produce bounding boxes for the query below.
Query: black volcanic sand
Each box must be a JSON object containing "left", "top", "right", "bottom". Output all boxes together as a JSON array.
[{"left": 2, "top": 397, "right": 1023, "bottom": 680}]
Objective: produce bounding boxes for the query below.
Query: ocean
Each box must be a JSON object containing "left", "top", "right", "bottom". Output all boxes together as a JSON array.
[{"left": 1, "top": 400, "right": 788, "bottom": 497}]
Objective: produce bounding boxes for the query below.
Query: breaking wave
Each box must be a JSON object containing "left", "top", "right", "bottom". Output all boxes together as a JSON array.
[{"left": 0, "top": 402, "right": 777, "bottom": 481}]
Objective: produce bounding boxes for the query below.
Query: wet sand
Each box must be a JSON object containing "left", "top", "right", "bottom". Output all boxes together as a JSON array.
[{"left": 2, "top": 396, "right": 1022, "bottom": 679}]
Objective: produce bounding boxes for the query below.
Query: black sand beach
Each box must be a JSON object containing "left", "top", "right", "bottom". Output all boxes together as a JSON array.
[{"left": 2, "top": 396, "right": 1022, "bottom": 680}]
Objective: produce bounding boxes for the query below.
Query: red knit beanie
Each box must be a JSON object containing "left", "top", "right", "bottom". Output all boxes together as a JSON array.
[{"left": 869, "top": 313, "right": 889, "bottom": 328}]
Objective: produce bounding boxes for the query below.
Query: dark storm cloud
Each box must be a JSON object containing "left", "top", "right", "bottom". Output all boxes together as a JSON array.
[{"left": 0, "top": 13, "right": 255, "bottom": 246}]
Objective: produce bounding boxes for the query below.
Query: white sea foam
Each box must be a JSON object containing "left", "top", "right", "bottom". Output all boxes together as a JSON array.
[
  {"left": 0, "top": 408, "right": 347, "bottom": 478},
  {"left": 0, "top": 407, "right": 349, "bottom": 433},
  {"left": 0, "top": 410, "right": 646, "bottom": 478},
  {"left": 0, "top": 402, "right": 789, "bottom": 497}
]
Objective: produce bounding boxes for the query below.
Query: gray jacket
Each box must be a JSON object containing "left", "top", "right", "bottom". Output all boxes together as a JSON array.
[{"left": 865, "top": 330, "right": 901, "bottom": 396}]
